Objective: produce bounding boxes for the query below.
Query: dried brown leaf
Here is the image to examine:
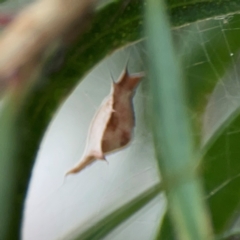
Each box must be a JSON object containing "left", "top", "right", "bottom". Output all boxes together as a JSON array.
[{"left": 66, "top": 68, "right": 144, "bottom": 175}]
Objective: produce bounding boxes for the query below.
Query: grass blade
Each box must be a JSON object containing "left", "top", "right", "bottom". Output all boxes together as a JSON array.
[
  {"left": 145, "top": 0, "right": 213, "bottom": 239},
  {"left": 0, "top": 93, "right": 19, "bottom": 239}
]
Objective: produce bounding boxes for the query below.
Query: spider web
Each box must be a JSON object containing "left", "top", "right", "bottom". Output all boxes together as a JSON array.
[{"left": 23, "top": 14, "right": 240, "bottom": 240}]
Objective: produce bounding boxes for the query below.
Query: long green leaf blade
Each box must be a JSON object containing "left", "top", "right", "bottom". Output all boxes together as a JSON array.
[
  {"left": 145, "top": 0, "right": 213, "bottom": 239},
  {"left": 0, "top": 96, "right": 17, "bottom": 240}
]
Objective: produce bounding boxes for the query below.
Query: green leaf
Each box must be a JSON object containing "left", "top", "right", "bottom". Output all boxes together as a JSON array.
[
  {"left": 159, "top": 47, "right": 240, "bottom": 238},
  {"left": 203, "top": 109, "right": 240, "bottom": 233},
  {"left": 145, "top": 0, "right": 213, "bottom": 239},
  {"left": 182, "top": 16, "right": 240, "bottom": 112},
  {"left": 0, "top": 95, "right": 17, "bottom": 240},
  {"left": 155, "top": 211, "right": 175, "bottom": 240},
  {"left": 193, "top": 29, "right": 240, "bottom": 234}
]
